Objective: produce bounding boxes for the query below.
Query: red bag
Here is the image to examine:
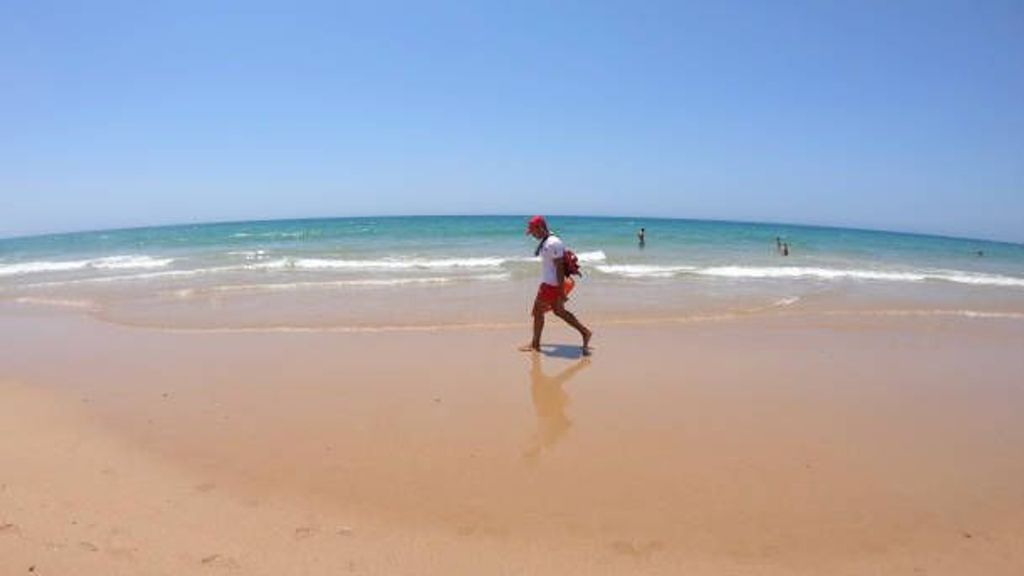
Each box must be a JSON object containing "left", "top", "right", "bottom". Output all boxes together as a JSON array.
[{"left": 563, "top": 249, "right": 581, "bottom": 277}]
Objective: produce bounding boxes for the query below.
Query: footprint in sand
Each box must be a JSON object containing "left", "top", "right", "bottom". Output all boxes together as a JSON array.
[
  {"left": 104, "top": 530, "right": 138, "bottom": 559},
  {"left": 194, "top": 483, "right": 217, "bottom": 493},
  {"left": 0, "top": 523, "right": 20, "bottom": 536},
  {"left": 609, "top": 539, "right": 666, "bottom": 559},
  {"left": 106, "top": 545, "right": 138, "bottom": 559},
  {"left": 293, "top": 526, "right": 318, "bottom": 540},
  {"left": 201, "top": 554, "right": 240, "bottom": 569},
  {"left": 78, "top": 541, "right": 100, "bottom": 552}
]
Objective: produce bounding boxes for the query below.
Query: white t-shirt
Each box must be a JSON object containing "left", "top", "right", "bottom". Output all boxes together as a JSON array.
[{"left": 538, "top": 235, "right": 565, "bottom": 286}]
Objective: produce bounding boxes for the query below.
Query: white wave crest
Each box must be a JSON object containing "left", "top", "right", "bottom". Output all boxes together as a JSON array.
[
  {"left": 698, "top": 266, "right": 929, "bottom": 282},
  {"left": 594, "top": 264, "right": 698, "bottom": 278},
  {"left": 593, "top": 263, "right": 1024, "bottom": 288},
  {"left": 0, "top": 255, "right": 174, "bottom": 276},
  {"left": 0, "top": 260, "right": 90, "bottom": 276},
  {"left": 253, "top": 256, "right": 510, "bottom": 271},
  {"left": 508, "top": 250, "right": 608, "bottom": 265},
  {"left": 938, "top": 272, "right": 1024, "bottom": 288},
  {"left": 576, "top": 251, "right": 607, "bottom": 263},
  {"left": 3, "top": 251, "right": 607, "bottom": 280},
  {"left": 827, "top": 309, "right": 1024, "bottom": 320},
  {"left": 697, "top": 266, "right": 1024, "bottom": 287},
  {"left": 90, "top": 255, "right": 175, "bottom": 270}
]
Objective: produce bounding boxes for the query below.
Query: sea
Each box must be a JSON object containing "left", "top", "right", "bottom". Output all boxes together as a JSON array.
[{"left": 2, "top": 216, "right": 1023, "bottom": 330}]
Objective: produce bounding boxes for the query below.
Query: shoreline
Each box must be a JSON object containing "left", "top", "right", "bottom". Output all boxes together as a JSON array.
[{"left": 5, "top": 287, "right": 1024, "bottom": 334}]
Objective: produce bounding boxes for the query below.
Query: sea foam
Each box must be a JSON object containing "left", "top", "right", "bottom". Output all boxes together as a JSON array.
[
  {"left": 251, "top": 251, "right": 606, "bottom": 272},
  {"left": 697, "top": 266, "right": 929, "bottom": 282},
  {"left": 594, "top": 264, "right": 698, "bottom": 278},
  {"left": 594, "top": 264, "right": 1024, "bottom": 288},
  {"left": 0, "top": 255, "right": 174, "bottom": 277},
  {"left": 288, "top": 257, "right": 509, "bottom": 270}
]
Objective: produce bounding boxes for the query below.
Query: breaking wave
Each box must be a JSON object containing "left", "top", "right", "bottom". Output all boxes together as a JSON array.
[
  {"left": 0, "top": 255, "right": 174, "bottom": 277},
  {"left": 594, "top": 264, "right": 1024, "bottom": 288}
]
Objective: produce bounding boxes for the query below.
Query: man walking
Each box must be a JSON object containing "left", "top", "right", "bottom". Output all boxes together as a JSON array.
[{"left": 520, "top": 216, "right": 593, "bottom": 356}]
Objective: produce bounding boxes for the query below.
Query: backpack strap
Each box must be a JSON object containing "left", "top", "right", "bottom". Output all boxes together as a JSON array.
[{"left": 534, "top": 234, "right": 551, "bottom": 257}]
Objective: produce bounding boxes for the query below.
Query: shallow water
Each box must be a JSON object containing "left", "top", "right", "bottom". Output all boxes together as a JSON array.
[{"left": 2, "top": 216, "right": 1022, "bottom": 328}]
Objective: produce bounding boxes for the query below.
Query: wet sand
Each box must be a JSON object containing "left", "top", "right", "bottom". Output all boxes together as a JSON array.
[{"left": 2, "top": 305, "right": 1024, "bottom": 574}]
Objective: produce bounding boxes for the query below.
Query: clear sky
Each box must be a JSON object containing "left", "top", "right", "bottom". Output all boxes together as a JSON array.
[{"left": 1, "top": 1, "right": 1022, "bottom": 242}]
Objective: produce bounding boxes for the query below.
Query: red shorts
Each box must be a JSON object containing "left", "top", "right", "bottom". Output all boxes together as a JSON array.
[{"left": 534, "top": 279, "right": 575, "bottom": 313}]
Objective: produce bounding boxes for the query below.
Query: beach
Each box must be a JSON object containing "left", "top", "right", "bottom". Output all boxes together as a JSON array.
[
  {"left": 2, "top": 217, "right": 1024, "bottom": 573},
  {"left": 2, "top": 299, "right": 1024, "bottom": 574}
]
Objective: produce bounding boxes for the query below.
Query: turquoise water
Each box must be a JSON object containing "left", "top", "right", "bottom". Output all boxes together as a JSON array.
[
  {"left": 2, "top": 216, "right": 1023, "bottom": 328},
  {"left": 2, "top": 215, "right": 1022, "bottom": 278}
]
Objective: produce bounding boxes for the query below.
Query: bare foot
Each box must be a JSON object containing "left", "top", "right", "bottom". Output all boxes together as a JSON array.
[
  {"left": 518, "top": 344, "right": 540, "bottom": 352},
  {"left": 581, "top": 329, "right": 593, "bottom": 355}
]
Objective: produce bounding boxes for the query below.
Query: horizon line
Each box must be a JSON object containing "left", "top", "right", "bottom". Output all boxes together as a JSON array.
[{"left": 1, "top": 213, "right": 1020, "bottom": 248}]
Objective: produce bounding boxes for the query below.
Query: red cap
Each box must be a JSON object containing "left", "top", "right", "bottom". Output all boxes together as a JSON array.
[{"left": 526, "top": 215, "right": 547, "bottom": 234}]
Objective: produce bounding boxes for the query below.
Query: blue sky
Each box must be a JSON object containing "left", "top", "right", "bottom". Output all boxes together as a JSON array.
[{"left": 1, "top": 1, "right": 1022, "bottom": 241}]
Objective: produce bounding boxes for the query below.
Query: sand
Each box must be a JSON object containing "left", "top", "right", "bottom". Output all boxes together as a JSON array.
[{"left": 2, "top": 305, "right": 1024, "bottom": 574}]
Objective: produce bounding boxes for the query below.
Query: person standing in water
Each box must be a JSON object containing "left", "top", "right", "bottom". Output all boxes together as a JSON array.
[
  {"left": 521, "top": 216, "right": 593, "bottom": 356},
  {"left": 638, "top": 227, "right": 646, "bottom": 248}
]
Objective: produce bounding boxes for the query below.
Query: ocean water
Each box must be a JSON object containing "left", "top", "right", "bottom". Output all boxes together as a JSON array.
[{"left": 2, "top": 216, "right": 1023, "bottom": 329}]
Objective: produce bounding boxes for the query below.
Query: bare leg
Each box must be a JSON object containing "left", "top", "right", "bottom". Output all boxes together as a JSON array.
[
  {"left": 553, "top": 303, "right": 592, "bottom": 355},
  {"left": 531, "top": 308, "right": 545, "bottom": 349},
  {"left": 519, "top": 303, "right": 545, "bottom": 351}
]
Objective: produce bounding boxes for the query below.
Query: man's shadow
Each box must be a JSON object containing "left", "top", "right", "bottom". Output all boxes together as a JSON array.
[
  {"left": 523, "top": 351, "right": 591, "bottom": 461},
  {"left": 536, "top": 343, "right": 589, "bottom": 359}
]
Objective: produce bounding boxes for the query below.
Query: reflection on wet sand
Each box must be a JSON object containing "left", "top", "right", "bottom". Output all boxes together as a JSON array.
[{"left": 523, "top": 350, "right": 591, "bottom": 460}]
